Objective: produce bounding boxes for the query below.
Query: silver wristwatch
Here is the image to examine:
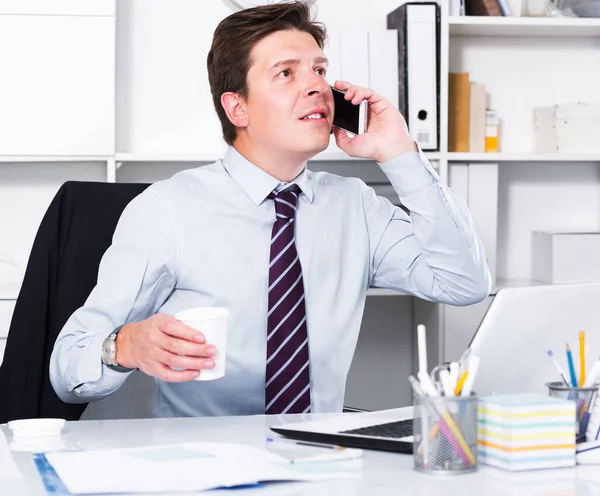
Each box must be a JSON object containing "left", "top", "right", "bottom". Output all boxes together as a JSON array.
[
  {"left": 101, "top": 331, "right": 118, "bottom": 367},
  {"left": 101, "top": 326, "right": 135, "bottom": 372}
]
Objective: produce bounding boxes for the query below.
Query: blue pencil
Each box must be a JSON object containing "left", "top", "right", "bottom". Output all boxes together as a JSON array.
[{"left": 567, "top": 344, "right": 578, "bottom": 387}]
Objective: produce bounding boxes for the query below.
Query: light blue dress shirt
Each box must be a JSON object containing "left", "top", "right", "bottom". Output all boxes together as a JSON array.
[{"left": 50, "top": 145, "right": 491, "bottom": 417}]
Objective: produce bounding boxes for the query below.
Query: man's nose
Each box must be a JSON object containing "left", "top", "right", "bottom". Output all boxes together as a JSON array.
[{"left": 303, "top": 73, "right": 329, "bottom": 98}]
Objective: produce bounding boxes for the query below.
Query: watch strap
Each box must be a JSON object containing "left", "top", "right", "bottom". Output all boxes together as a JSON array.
[{"left": 106, "top": 325, "right": 137, "bottom": 373}]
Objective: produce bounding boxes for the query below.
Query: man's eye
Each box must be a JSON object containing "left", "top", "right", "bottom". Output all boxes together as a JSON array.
[
  {"left": 315, "top": 67, "right": 326, "bottom": 76},
  {"left": 278, "top": 69, "right": 291, "bottom": 78}
]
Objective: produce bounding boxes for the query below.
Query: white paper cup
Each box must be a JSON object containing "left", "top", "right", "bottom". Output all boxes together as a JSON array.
[{"left": 174, "top": 307, "right": 228, "bottom": 381}]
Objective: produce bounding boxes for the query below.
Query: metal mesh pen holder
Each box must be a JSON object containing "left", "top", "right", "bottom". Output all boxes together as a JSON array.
[
  {"left": 413, "top": 394, "right": 478, "bottom": 474},
  {"left": 547, "top": 381, "right": 599, "bottom": 439}
]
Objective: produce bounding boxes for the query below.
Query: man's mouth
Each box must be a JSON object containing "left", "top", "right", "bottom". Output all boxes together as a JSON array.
[
  {"left": 300, "top": 108, "right": 328, "bottom": 121},
  {"left": 301, "top": 113, "right": 325, "bottom": 120}
]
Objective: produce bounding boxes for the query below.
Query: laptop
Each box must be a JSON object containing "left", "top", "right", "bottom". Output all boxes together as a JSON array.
[
  {"left": 270, "top": 406, "right": 415, "bottom": 454},
  {"left": 272, "top": 283, "right": 600, "bottom": 453}
]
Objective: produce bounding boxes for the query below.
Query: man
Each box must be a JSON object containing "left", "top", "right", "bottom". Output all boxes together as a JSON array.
[{"left": 50, "top": 2, "right": 490, "bottom": 417}]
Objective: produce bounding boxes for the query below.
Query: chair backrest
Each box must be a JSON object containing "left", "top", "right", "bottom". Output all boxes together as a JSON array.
[{"left": 0, "top": 181, "right": 154, "bottom": 422}]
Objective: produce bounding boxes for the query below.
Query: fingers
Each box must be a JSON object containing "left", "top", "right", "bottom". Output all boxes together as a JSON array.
[
  {"left": 158, "top": 348, "right": 215, "bottom": 372},
  {"left": 154, "top": 364, "right": 202, "bottom": 383},
  {"left": 333, "top": 80, "right": 384, "bottom": 105},
  {"left": 159, "top": 334, "right": 217, "bottom": 358},
  {"left": 333, "top": 127, "right": 353, "bottom": 149},
  {"left": 156, "top": 315, "right": 205, "bottom": 343}
]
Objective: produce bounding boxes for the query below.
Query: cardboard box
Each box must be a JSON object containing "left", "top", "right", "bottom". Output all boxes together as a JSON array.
[
  {"left": 532, "top": 231, "right": 600, "bottom": 284},
  {"left": 533, "top": 103, "right": 600, "bottom": 154}
]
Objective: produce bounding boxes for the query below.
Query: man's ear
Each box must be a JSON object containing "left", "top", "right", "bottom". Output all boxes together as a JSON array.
[{"left": 221, "top": 92, "right": 249, "bottom": 129}]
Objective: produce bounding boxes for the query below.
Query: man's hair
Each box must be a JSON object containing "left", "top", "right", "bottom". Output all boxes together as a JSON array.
[{"left": 207, "top": 1, "right": 327, "bottom": 145}]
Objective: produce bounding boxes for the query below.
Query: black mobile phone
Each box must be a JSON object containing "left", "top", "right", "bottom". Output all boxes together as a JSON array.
[{"left": 331, "top": 86, "right": 367, "bottom": 136}]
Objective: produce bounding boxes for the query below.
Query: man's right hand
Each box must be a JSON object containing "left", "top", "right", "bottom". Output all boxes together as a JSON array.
[{"left": 114, "top": 314, "right": 217, "bottom": 382}]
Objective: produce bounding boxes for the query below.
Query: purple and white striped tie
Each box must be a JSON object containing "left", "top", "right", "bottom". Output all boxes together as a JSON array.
[{"left": 265, "top": 185, "right": 311, "bottom": 414}]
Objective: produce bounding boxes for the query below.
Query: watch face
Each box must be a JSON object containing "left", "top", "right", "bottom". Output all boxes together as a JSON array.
[{"left": 101, "top": 336, "right": 116, "bottom": 366}]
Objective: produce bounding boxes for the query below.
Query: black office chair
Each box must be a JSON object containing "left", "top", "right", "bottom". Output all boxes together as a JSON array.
[{"left": 0, "top": 181, "right": 151, "bottom": 423}]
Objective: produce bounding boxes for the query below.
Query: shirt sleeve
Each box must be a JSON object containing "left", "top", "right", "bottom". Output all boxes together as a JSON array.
[
  {"left": 49, "top": 189, "right": 177, "bottom": 403},
  {"left": 365, "top": 150, "right": 492, "bottom": 305}
]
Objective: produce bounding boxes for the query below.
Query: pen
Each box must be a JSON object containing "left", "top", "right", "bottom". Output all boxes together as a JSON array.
[
  {"left": 584, "top": 358, "right": 600, "bottom": 387},
  {"left": 266, "top": 437, "right": 345, "bottom": 450},
  {"left": 454, "top": 371, "right": 469, "bottom": 396},
  {"left": 580, "top": 331, "right": 586, "bottom": 387},
  {"left": 547, "top": 349, "right": 570, "bottom": 386},
  {"left": 566, "top": 343, "right": 578, "bottom": 387},
  {"left": 460, "top": 356, "right": 480, "bottom": 397}
]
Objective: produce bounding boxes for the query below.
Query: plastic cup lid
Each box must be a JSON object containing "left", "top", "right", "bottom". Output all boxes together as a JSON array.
[{"left": 7, "top": 418, "right": 66, "bottom": 438}]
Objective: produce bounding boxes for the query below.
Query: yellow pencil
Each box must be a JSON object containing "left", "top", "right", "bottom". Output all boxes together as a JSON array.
[
  {"left": 580, "top": 331, "right": 586, "bottom": 386},
  {"left": 454, "top": 371, "right": 469, "bottom": 396}
]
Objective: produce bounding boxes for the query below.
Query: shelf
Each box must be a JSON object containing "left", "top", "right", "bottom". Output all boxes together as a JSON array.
[
  {"left": 449, "top": 16, "right": 600, "bottom": 37},
  {"left": 0, "top": 155, "right": 111, "bottom": 163},
  {"left": 115, "top": 153, "right": 218, "bottom": 163},
  {"left": 447, "top": 152, "right": 600, "bottom": 162},
  {"left": 115, "top": 151, "right": 442, "bottom": 164}
]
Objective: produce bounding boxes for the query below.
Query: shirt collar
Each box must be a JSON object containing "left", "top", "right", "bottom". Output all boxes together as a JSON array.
[{"left": 222, "top": 145, "right": 314, "bottom": 205}]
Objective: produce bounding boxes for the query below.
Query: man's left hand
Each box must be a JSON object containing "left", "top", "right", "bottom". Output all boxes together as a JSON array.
[{"left": 331, "top": 80, "right": 418, "bottom": 163}]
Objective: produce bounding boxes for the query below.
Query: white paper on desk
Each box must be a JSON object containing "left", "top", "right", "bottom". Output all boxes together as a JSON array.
[
  {"left": 0, "top": 430, "right": 23, "bottom": 480},
  {"left": 44, "top": 442, "right": 359, "bottom": 494}
]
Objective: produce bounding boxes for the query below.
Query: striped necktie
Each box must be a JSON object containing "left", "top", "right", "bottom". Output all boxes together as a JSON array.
[{"left": 265, "top": 185, "right": 311, "bottom": 414}]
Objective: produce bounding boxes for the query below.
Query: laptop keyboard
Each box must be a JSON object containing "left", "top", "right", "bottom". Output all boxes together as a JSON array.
[{"left": 340, "top": 419, "right": 414, "bottom": 439}]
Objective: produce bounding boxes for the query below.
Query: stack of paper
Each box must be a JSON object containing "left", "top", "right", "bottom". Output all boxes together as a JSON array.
[
  {"left": 42, "top": 442, "right": 360, "bottom": 494},
  {"left": 478, "top": 394, "right": 576, "bottom": 471}
]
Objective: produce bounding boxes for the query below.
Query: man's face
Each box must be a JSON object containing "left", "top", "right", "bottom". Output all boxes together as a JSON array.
[{"left": 242, "top": 29, "right": 334, "bottom": 158}]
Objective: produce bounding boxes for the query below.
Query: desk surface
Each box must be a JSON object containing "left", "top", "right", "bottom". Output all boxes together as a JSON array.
[{"left": 2, "top": 413, "right": 600, "bottom": 495}]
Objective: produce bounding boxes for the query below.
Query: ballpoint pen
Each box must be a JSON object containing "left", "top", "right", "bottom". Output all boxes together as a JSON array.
[
  {"left": 265, "top": 437, "right": 363, "bottom": 463},
  {"left": 567, "top": 343, "right": 578, "bottom": 387},
  {"left": 266, "top": 437, "right": 344, "bottom": 450},
  {"left": 547, "top": 349, "right": 570, "bottom": 386}
]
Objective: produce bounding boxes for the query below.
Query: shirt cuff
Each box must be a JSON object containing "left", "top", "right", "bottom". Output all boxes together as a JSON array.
[
  {"left": 378, "top": 149, "right": 439, "bottom": 198},
  {"left": 71, "top": 331, "right": 135, "bottom": 396}
]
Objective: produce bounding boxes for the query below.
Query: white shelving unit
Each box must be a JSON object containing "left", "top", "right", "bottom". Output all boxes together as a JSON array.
[
  {"left": 449, "top": 15, "right": 600, "bottom": 37},
  {"left": 1, "top": 1, "right": 600, "bottom": 373},
  {"left": 447, "top": 152, "right": 600, "bottom": 162},
  {"left": 417, "top": 6, "right": 600, "bottom": 368}
]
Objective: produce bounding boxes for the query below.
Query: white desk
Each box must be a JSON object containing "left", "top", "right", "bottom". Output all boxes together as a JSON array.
[{"left": 2, "top": 414, "right": 600, "bottom": 495}]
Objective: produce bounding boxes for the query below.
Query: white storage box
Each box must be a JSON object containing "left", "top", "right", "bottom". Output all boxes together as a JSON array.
[
  {"left": 533, "top": 103, "right": 600, "bottom": 154},
  {"left": 532, "top": 231, "right": 600, "bottom": 284}
]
